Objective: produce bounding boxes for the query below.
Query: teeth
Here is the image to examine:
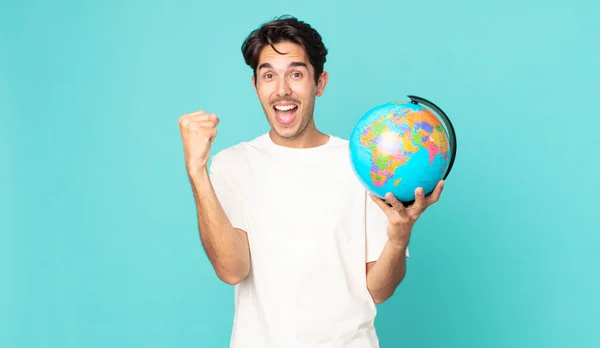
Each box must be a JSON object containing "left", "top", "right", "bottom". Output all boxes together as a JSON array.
[{"left": 274, "top": 105, "right": 296, "bottom": 111}]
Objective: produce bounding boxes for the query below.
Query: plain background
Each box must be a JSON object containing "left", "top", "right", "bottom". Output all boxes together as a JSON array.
[{"left": 1, "top": 0, "right": 599, "bottom": 347}]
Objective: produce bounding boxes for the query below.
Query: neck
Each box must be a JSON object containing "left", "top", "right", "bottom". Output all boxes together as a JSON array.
[{"left": 268, "top": 123, "right": 329, "bottom": 149}]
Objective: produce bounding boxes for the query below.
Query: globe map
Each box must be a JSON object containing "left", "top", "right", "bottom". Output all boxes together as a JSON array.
[{"left": 349, "top": 100, "right": 453, "bottom": 202}]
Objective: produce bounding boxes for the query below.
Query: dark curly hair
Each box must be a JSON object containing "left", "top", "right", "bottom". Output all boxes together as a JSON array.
[{"left": 241, "top": 15, "right": 328, "bottom": 85}]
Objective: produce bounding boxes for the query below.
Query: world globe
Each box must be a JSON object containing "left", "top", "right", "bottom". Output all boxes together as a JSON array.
[{"left": 349, "top": 95, "right": 457, "bottom": 204}]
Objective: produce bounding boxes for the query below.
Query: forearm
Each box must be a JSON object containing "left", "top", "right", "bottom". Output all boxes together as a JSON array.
[
  {"left": 366, "top": 239, "right": 408, "bottom": 304},
  {"left": 189, "top": 168, "right": 250, "bottom": 284}
]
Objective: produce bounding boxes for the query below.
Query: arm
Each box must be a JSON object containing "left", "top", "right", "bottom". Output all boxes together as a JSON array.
[
  {"left": 178, "top": 110, "right": 250, "bottom": 285},
  {"left": 366, "top": 180, "right": 445, "bottom": 304},
  {"left": 365, "top": 239, "right": 408, "bottom": 304},
  {"left": 189, "top": 168, "right": 250, "bottom": 285}
]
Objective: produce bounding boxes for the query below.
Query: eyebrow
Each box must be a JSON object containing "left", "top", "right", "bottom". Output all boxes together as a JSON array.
[{"left": 258, "top": 61, "right": 308, "bottom": 70}]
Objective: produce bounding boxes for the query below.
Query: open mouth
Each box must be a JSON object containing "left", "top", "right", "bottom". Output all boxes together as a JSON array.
[{"left": 273, "top": 104, "right": 298, "bottom": 125}]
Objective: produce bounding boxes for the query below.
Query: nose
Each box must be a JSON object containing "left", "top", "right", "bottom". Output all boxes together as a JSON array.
[{"left": 277, "top": 77, "right": 292, "bottom": 97}]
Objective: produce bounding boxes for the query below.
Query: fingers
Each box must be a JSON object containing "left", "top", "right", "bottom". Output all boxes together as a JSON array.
[
  {"left": 370, "top": 182, "right": 444, "bottom": 218},
  {"left": 374, "top": 192, "right": 412, "bottom": 227},
  {"left": 179, "top": 111, "right": 220, "bottom": 128},
  {"left": 186, "top": 110, "right": 206, "bottom": 116},
  {"left": 369, "top": 193, "right": 393, "bottom": 213},
  {"left": 179, "top": 110, "right": 220, "bottom": 146},
  {"left": 181, "top": 114, "right": 219, "bottom": 123},
  {"left": 384, "top": 192, "right": 407, "bottom": 215},
  {"left": 190, "top": 120, "right": 218, "bottom": 129},
  {"left": 425, "top": 180, "right": 444, "bottom": 205},
  {"left": 202, "top": 127, "right": 218, "bottom": 142},
  {"left": 413, "top": 187, "right": 427, "bottom": 211},
  {"left": 188, "top": 114, "right": 218, "bottom": 123},
  {"left": 370, "top": 192, "right": 408, "bottom": 213}
]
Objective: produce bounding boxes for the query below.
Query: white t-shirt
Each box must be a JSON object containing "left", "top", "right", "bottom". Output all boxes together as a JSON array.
[{"left": 208, "top": 133, "right": 409, "bottom": 348}]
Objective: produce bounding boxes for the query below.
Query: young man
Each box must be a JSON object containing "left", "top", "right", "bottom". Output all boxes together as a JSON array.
[{"left": 178, "top": 15, "right": 444, "bottom": 348}]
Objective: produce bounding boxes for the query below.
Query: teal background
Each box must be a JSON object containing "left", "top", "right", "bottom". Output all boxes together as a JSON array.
[{"left": 2, "top": 0, "right": 599, "bottom": 347}]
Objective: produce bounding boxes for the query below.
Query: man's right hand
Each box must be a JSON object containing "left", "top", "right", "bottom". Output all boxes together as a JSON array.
[{"left": 178, "top": 110, "right": 219, "bottom": 175}]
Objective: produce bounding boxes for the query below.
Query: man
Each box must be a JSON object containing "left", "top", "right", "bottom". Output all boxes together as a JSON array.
[{"left": 178, "top": 15, "right": 444, "bottom": 348}]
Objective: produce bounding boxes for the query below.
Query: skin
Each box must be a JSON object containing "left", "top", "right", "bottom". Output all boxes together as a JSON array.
[
  {"left": 178, "top": 40, "right": 444, "bottom": 303},
  {"left": 367, "top": 183, "right": 444, "bottom": 303},
  {"left": 178, "top": 111, "right": 250, "bottom": 285},
  {"left": 251, "top": 41, "right": 330, "bottom": 148}
]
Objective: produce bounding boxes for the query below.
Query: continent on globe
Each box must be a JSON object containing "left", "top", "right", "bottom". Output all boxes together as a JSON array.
[
  {"left": 349, "top": 97, "right": 456, "bottom": 202},
  {"left": 358, "top": 106, "right": 450, "bottom": 188}
]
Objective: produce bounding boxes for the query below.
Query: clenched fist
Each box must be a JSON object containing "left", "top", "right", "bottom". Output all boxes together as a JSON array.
[{"left": 179, "top": 110, "right": 219, "bottom": 175}]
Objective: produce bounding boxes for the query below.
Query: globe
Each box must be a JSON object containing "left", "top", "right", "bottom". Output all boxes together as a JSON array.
[{"left": 349, "top": 95, "right": 457, "bottom": 204}]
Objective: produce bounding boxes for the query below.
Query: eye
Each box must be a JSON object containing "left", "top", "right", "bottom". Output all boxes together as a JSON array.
[
  {"left": 263, "top": 73, "right": 274, "bottom": 79},
  {"left": 291, "top": 72, "right": 302, "bottom": 79}
]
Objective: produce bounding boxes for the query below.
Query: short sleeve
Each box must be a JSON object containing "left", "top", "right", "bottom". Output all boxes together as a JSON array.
[
  {"left": 365, "top": 192, "right": 410, "bottom": 262},
  {"left": 208, "top": 156, "right": 248, "bottom": 232}
]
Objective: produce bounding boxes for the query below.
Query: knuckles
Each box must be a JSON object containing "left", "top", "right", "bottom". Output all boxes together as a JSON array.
[
  {"left": 178, "top": 116, "right": 190, "bottom": 127},
  {"left": 388, "top": 210, "right": 420, "bottom": 227},
  {"left": 389, "top": 215, "right": 409, "bottom": 226},
  {"left": 178, "top": 113, "right": 218, "bottom": 130}
]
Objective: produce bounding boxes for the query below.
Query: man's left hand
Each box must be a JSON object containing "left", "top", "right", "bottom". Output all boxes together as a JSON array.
[{"left": 370, "top": 180, "right": 445, "bottom": 248}]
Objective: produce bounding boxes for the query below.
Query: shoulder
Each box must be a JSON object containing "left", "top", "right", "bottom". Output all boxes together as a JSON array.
[{"left": 210, "top": 133, "right": 268, "bottom": 170}]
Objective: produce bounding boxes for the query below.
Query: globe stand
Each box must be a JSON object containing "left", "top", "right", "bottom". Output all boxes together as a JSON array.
[{"left": 385, "top": 95, "right": 457, "bottom": 208}]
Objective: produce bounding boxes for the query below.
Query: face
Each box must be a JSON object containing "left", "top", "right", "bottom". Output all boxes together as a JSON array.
[{"left": 252, "top": 41, "right": 328, "bottom": 141}]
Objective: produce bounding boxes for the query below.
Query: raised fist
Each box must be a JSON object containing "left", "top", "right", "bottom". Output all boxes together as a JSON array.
[{"left": 178, "top": 110, "right": 219, "bottom": 175}]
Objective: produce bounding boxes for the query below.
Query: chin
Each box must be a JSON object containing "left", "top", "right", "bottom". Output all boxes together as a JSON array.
[{"left": 272, "top": 124, "right": 301, "bottom": 139}]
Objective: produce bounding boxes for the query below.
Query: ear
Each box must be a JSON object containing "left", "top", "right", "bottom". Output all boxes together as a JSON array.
[{"left": 316, "top": 71, "right": 329, "bottom": 97}]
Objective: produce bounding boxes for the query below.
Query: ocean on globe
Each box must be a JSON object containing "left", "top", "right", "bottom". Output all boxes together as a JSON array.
[{"left": 349, "top": 96, "right": 456, "bottom": 203}]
